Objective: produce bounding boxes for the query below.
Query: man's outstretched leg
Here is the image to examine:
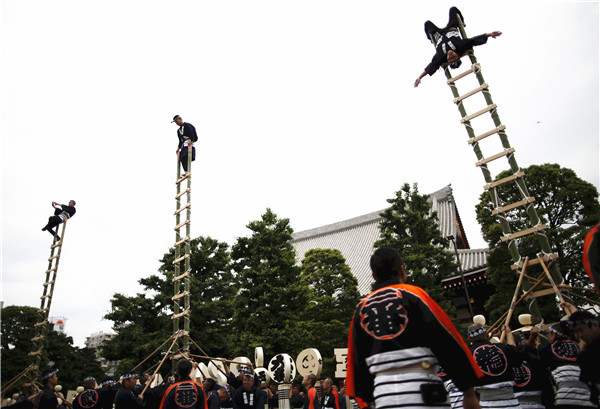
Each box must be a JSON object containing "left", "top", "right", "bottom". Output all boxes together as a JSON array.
[
  {"left": 424, "top": 20, "right": 442, "bottom": 42},
  {"left": 445, "top": 6, "right": 465, "bottom": 30}
]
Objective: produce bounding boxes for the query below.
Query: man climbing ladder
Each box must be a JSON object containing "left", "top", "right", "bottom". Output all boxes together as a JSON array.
[
  {"left": 41, "top": 200, "right": 76, "bottom": 240},
  {"left": 414, "top": 7, "right": 501, "bottom": 88}
]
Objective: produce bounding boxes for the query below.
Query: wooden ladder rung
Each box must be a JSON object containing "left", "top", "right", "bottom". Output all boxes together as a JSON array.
[
  {"left": 172, "top": 271, "right": 190, "bottom": 282},
  {"left": 529, "top": 288, "right": 557, "bottom": 299},
  {"left": 28, "top": 350, "right": 43, "bottom": 356},
  {"left": 174, "top": 202, "right": 191, "bottom": 216},
  {"left": 31, "top": 335, "right": 45, "bottom": 342},
  {"left": 492, "top": 197, "right": 535, "bottom": 215},
  {"left": 476, "top": 148, "right": 515, "bottom": 167},
  {"left": 175, "top": 188, "right": 191, "bottom": 200},
  {"left": 51, "top": 242, "right": 62, "bottom": 249},
  {"left": 174, "top": 236, "right": 190, "bottom": 247},
  {"left": 501, "top": 224, "right": 547, "bottom": 242},
  {"left": 174, "top": 220, "right": 190, "bottom": 231},
  {"left": 43, "top": 280, "right": 55, "bottom": 287},
  {"left": 173, "top": 254, "right": 190, "bottom": 265},
  {"left": 172, "top": 291, "right": 190, "bottom": 301},
  {"left": 45, "top": 268, "right": 57, "bottom": 274},
  {"left": 40, "top": 294, "right": 52, "bottom": 300},
  {"left": 511, "top": 253, "right": 558, "bottom": 270},
  {"left": 171, "top": 309, "right": 190, "bottom": 320},
  {"left": 34, "top": 322, "right": 47, "bottom": 328},
  {"left": 48, "top": 255, "right": 59, "bottom": 261},
  {"left": 484, "top": 170, "right": 525, "bottom": 190},
  {"left": 176, "top": 173, "right": 191, "bottom": 185},
  {"left": 447, "top": 63, "right": 480, "bottom": 84},
  {"left": 461, "top": 104, "right": 497, "bottom": 123},
  {"left": 454, "top": 83, "right": 488, "bottom": 104},
  {"left": 37, "top": 308, "right": 49, "bottom": 313},
  {"left": 469, "top": 125, "right": 506, "bottom": 145}
]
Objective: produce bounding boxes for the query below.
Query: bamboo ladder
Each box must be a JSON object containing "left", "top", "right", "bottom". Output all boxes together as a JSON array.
[
  {"left": 27, "top": 222, "right": 69, "bottom": 379},
  {"left": 430, "top": 12, "right": 570, "bottom": 318},
  {"left": 172, "top": 143, "right": 193, "bottom": 357}
]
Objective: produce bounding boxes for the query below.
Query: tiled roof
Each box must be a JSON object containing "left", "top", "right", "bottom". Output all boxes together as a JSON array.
[{"left": 292, "top": 185, "right": 488, "bottom": 295}]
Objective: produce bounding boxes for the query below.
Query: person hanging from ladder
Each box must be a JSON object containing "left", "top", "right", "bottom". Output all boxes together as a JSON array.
[
  {"left": 413, "top": 7, "right": 502, "bottom": 88},
  {"left": 172, "top": 115, "right": 198, "bottom": 174},
  {"left": 41, "top": 200, "right": 76, "bottom": 240}
]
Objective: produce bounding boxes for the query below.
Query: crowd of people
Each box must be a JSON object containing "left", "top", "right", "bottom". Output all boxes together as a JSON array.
[{"left": 2, "top": 358, "right": 355, "bottom": 409}]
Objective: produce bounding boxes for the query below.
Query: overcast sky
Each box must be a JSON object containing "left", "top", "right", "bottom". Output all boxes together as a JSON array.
[{"left": 2, "top": 0, "right": 598, "bottom": 348}]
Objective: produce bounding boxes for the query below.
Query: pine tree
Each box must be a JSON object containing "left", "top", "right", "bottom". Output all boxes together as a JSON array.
[
  {"left": 230, "top": 208, "right": 309, "bottom": 359},
  {"left": 375, "top": 183, "right": 457, "bottom": 313},
  {"left": 476, "top": 164, "right": 600, "bottom": 323},
  {"left": 300, "top": 248, "right": 360, "bottom": 377}
]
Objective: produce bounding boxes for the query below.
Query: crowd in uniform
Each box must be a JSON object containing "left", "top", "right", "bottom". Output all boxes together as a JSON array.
[
  {"left": 2, "top": 359, "right": 354, "bottom": 409},
  {"left": 347, "top": 247, "right": 600, "bottom": 409}
]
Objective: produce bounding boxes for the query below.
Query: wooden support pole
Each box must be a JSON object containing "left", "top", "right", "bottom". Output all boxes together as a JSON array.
[
  {"left": 140, "top": 336, "right": 179, "bottom": 398},
  {"left": 537, "top": 254, "right": 569, "bottom": 315},
  {"left": 500, "top": 258, "right": 528, "bottom": 343}
]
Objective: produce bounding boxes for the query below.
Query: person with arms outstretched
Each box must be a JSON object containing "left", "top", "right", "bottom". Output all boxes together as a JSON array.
[{"left": 414, "top": 7, "right": 501, "bottom": 88}]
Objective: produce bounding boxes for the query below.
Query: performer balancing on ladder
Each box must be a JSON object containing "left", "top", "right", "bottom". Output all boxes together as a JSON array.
[
  {"left": 414, "top": 7, "right": 502, "bottom": 88},
  {"left": 41, "top": 200, "right": 76, "bottom": 240}
]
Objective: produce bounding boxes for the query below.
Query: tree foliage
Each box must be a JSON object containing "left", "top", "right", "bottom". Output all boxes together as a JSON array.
[
  {"left": 300, "top": 248, "right": 361, "bottom": 377},
  {"left": 229, "top": 208, "right": 310, "bottom": 359},
  {"left": 102, "top": 236, "right": 233, "bottom": 374},
  {"left": 476, "top": 163, "right": 600, "bottom": 322},
  {"left": 1, "top": 306, "right": 105, "bottom": 393},
  {"left": 374, "top": 183, "right": 457, "bottom": 313}
]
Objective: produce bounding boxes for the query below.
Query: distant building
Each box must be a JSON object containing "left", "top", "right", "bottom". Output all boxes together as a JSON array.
[
  {"left": 48, "top": 317, "right": 67, "bottom": 333},
  {"left": 85, "top": 331, "right": 118, "bottom": 376},
  {"left": 292, "top": 185, "right": 494, "bottom": 321}
]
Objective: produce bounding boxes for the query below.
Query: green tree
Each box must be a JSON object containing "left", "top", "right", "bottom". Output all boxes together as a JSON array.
[
  {"left": 102, "top": 236, "right": 233, "bottom": 374},
  {"left": 374, "top": 183, "right": 457, "bottom": 313},
  {"left": 1, "top": 306, "right": 105, "bottom": 394},
  {"left": 300, "top": 248, "right": 360, "bottom": 378},
  {"left": 230, "top": 208, "right": 310, "bottom": 358},
  {"left": 476, "top": 163, "right": 600, "bottom": 322}
]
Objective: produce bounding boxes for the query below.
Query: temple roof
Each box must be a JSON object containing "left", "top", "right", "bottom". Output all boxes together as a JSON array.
[{"left": 292, "top": 185, "right": 488, "bottom": 295}]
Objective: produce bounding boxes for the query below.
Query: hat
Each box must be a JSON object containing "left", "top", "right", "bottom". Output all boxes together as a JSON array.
[
  {"left": 70, "top": 200, "right": 76, "bottom": 205},
  {"left": 171, "top": 115, "right": 181, "bottom": 123},
  {"left": 42, "top": 369, "right": 59, "bottom": 380}
]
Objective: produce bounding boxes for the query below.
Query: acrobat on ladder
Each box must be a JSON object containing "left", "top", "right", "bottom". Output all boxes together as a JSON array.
[
  {"left": 414, "top": 7, "right": 571, "bottom": 323},
  {"left": 413, "top": 7, "right": 501, "bottom": 88},
  {"left": 171, "top": 114, "right": 198, "bottom": 357}
]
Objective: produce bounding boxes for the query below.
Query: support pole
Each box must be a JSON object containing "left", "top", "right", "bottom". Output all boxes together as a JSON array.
[{"left": 500, "top": 258, "right": 528, "bottom": 342}]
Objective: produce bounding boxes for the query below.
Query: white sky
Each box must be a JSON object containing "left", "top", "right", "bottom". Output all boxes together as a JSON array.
[{"left": 2, "top": 0, "right": 598, "bottom": 348}]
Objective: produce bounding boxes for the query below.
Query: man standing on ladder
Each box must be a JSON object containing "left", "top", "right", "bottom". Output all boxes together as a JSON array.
[
  {"left": 413, "top": 7, "right": 502, "bottom": 87},
  {"left": 172, "top": 115, "right": 198, "bottom": 173},
  {"left": 41, "top": 200, "right": 76, "bottom": 240}
]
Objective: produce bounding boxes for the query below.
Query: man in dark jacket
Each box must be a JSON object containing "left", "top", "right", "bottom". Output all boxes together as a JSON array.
[
  {"left": 346, "top": 247, "right": 483, "bottom": 409},
  {"left": 115, "top": 374, "right": 144, "bottom": 409},
  {"left": 159, "top": 360, "right": 207, "bottom": 409},
  {"left": 172, "top": 115, "right": 198, "bottom": 173},
  {"left": 41, "top": 201, "right": 76, "bottom": 240},
  {"left": 414, "top": 7, "right": 502, "bottom": 87},
  {"left": 37, "top": 370, "right": 59, "bottom": 409}
]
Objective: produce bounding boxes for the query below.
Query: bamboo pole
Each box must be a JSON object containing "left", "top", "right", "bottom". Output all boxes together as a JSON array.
[
  {"left": 487, "top": 270, "right": 549, "bottom": 334},
  {"left": 140, "top": 336, "right": 179, "bottom": 398},
  {"left": 500, "top": 258, "right": 528, "bottom": 342},
  {"left": 537, "top": 254, "right": 569, "bottom": 315},
  {"left": 130, "top": 334, "right": 176, "bottom": 373}
]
